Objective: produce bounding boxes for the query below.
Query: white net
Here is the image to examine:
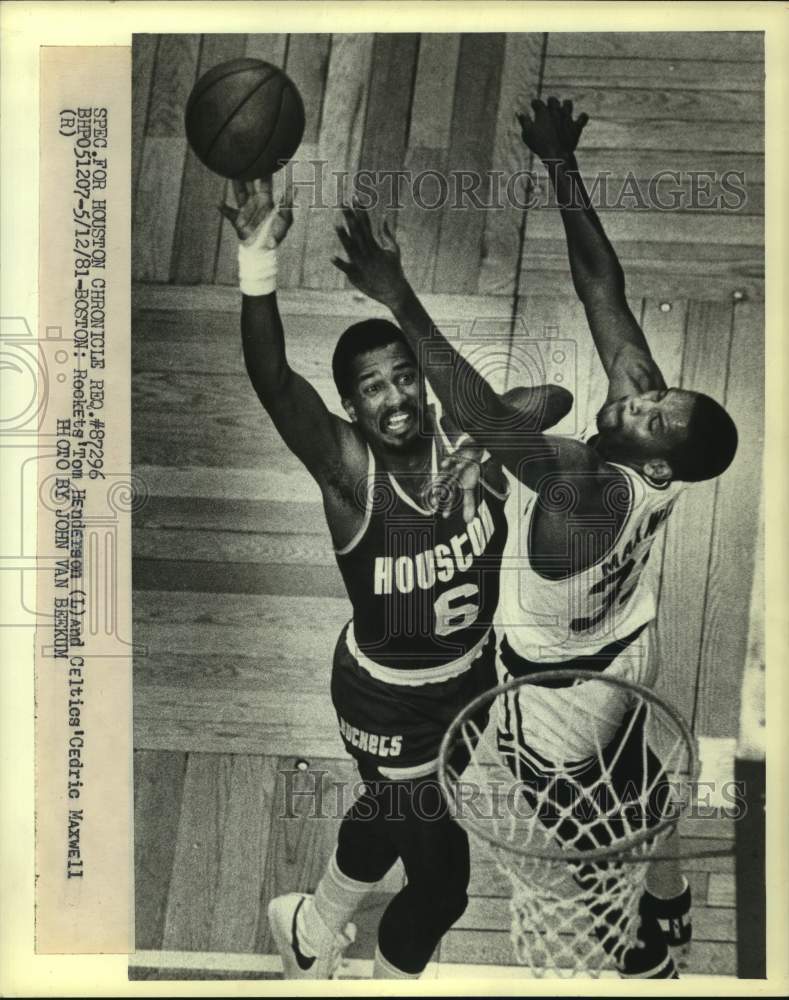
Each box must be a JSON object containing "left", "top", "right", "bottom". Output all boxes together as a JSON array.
[{"left": 439, "top": 669, "right": 697, "bottom": 978}]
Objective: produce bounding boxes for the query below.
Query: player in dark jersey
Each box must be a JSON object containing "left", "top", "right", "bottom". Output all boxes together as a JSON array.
[{"left": 220, "top": 176, "right": 572, "bottom": 978}]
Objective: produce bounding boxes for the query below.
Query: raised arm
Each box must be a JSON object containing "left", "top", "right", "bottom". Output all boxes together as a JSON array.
[
  {"left": 332, "top": 207, "right": 590, "bottom": 493},
  {"left": 519, "top": 97, "right": 666, "bottom": 401},
  {"left": 223, "top": 180, "right": 360, "bottom": 486}
]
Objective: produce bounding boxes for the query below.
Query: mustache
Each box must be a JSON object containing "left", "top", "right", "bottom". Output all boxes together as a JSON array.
[{"left": 380, "top": 404, "right": 417, "bottom": 428}]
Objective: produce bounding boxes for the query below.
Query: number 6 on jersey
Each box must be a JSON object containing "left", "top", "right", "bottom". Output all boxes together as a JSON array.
[{"left": 435, "top": 583, "right": 480, "bottom": 637}]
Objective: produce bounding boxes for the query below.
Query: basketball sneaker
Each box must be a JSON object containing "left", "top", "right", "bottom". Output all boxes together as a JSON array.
[
  {"left": 268, "top": 892, "right": 356, "bottom": 979},
  {"left": 619, "top": 915, "right": 679, "bottom": 979},
  {"left": 641, "top": 880, "right": 692, "bottom": 966}
]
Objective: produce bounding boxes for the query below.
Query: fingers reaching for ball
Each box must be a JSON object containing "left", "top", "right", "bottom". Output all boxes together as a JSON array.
[
  {"left": 219, "top": 174, "right": 294, "bottom": 246},
  {"left": 280, "top": 177, "right": 296, "bottom": 212},
  {"left": 217, "top": 201, "right": 240, "bottom": 227},
  {"left": 379, "top": 215, "right": 398, "bottom": 253},
  {"left": 332, "top": 203, "right": 408, "bottom": 309},
  {"left": 232, "top": 179, "right": 247, "bottom": 207}
]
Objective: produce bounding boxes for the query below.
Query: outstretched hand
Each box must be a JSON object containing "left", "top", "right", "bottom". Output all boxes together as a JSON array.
[
  {"left": 332, "top": 204, "right": 409, "bottom": 310},
  {"left": 430, "top": 440, "right": 486, "bottom": 524},
  {"left": 219, "top": 177, "right": 293, "bottom": 248},
  {"left": 517, "top": 96, "right": 589, "bottom": 162}
]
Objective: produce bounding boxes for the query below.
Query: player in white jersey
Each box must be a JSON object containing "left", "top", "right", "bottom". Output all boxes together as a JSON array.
[
  {"left": 333, "top": 97, "right": 738, "bottom": 979},
  {"left": 496, "top": 436, "right": 682, "bottom": 761},
  {"left": 492, "top": 101, "right": 735, "bottom": 978}
]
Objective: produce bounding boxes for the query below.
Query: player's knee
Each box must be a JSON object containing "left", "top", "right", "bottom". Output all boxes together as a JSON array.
[
  {"left": 438, "top": 885, "right": 468, "bottom": 927},
  {"left": 336, "top": 832, "right": 396, "bottom": 883},
  {"left": 406, "top": 861, "right": 469, "bottom": 930},
  {"left": 419, "top": 878, "right": 468, "bottom": 929}
]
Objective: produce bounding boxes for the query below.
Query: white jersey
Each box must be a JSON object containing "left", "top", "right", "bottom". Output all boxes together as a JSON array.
[
  {"left": 495, "top": 438, "right": 685, "bottom": 765},
  {"left": 498, "top": 459, "right": 684, "bottom": 665}
]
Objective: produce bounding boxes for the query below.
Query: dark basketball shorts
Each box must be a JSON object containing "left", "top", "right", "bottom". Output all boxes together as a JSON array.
[{"left": 331, "top": 622, "right": 496, "bottom": 781}]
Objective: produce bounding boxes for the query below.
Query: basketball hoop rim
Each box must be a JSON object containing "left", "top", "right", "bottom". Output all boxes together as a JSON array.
[{"left": 437, "top": 667, "right": 702, "bottom": 865}]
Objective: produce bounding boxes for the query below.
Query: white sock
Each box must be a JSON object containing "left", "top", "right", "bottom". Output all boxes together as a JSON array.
[
  {"left": 373, "top": 944, "right": 421, "bottom": 979},
  {"left": 646, "top": 874, "right": 689, "bottom": 901},
  {"left": 297, "top": 851, "right": 375, "bottom": 956}
]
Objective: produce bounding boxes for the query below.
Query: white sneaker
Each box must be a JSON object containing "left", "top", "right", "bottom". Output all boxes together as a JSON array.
[{"left": 268, "top": 892, "right": 356, "bottom": 979}]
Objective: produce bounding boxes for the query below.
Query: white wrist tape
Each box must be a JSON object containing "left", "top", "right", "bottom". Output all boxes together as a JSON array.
[
  {"left": 238, "top": 241, "right": 278, "bottom": 296},
  {"left": 237, "top": 201, "right": 283, "bottom": 296}
]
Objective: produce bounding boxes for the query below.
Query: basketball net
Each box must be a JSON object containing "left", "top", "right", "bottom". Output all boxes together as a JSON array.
[{"left": 438, "top": 669, "right": 698, "bottom": 978}]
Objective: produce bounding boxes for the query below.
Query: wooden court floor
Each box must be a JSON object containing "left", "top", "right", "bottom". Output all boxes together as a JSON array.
[{"left": 131, "top": 747, "right": 736, "bottom": 980}]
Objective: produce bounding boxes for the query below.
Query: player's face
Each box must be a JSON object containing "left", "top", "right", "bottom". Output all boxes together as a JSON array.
[
  {"left": 595, "top": 388, "right": 695, "bottom": 463},
  {"left": 345, "top": 342, "right": 427, "bottom": 449}
]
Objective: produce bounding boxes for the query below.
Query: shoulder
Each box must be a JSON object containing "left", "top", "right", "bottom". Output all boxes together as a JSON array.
[{"left": 534, "top": 439, "right": 629, "bottom": 517}]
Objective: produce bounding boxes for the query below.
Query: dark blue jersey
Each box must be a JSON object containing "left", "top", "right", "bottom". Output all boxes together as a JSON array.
[{"left": 334, "top": 432, "right": 508, "bottom": 672}]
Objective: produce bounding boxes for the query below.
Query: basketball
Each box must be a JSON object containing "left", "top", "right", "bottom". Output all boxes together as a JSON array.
[{"left": 184, "top": 58, "right": 305, "bottom": 180}]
